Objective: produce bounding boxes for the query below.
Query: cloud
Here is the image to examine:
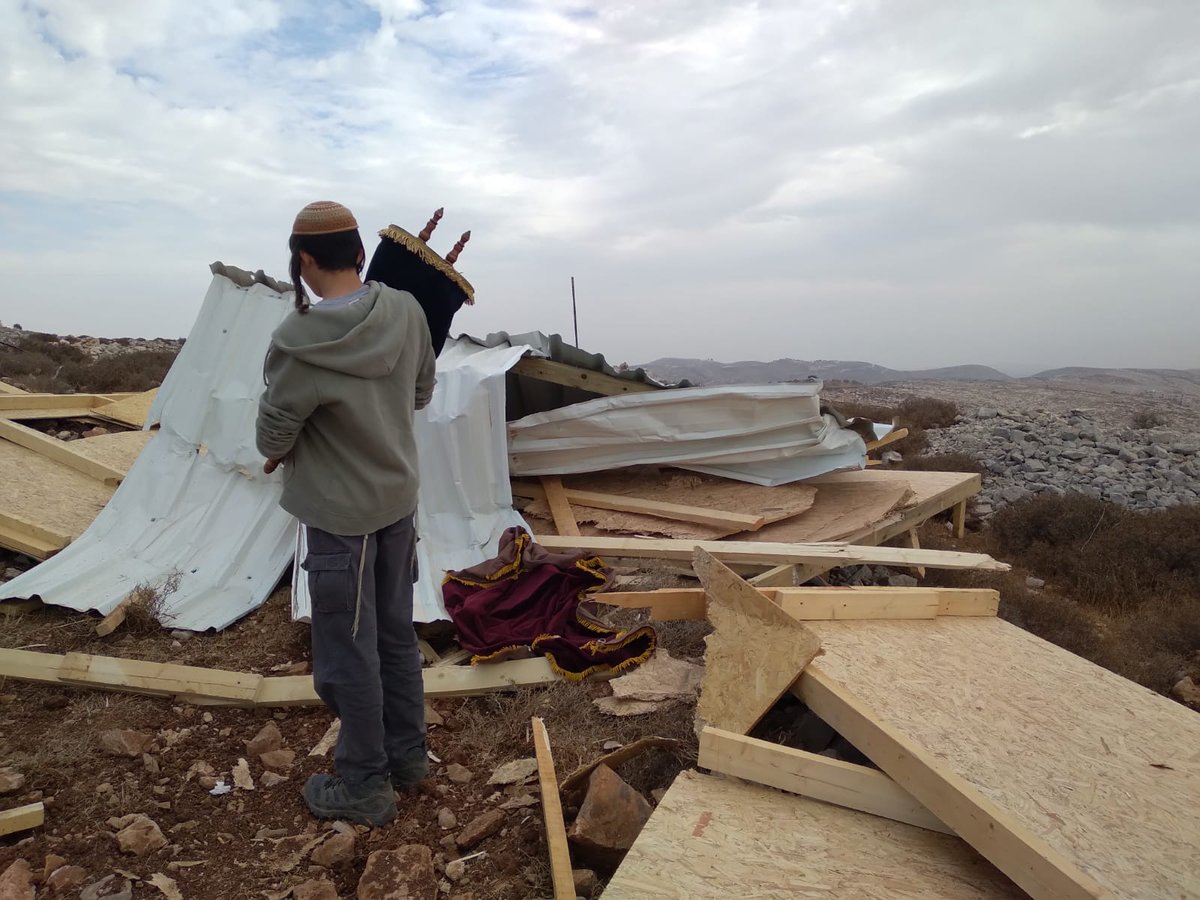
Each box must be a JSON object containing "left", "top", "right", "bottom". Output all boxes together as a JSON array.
[{"left": 1, "top": 0, "right": 1198, "bottom": 373}]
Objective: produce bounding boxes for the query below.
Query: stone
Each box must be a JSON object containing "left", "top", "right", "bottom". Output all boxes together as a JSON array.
[
  {"left": 246, "top": 721, "right": 284, "bottom": 756},
  {"left": 424, "top": 703, "right": 444, "bottom": 727},
  {"left": 455, "top": 809, "right": 506, "bottom": 850},
  {"left": 976, "top": 407, "right": 998, "bottom": 418},
  {"left": 445, "top": 764, "right": 473, "bottom": 784},
  {"left": 1025, "top": 576, "right": 1046, "bottom": 590},
  {"left": 573, "top": 869, "right": 598, "bottom": 896},
  {"left": 147, "top": 873, "right": 184, "bottom": 900},
  {"left": 110, "top": 813, "right": 167, "bottom": 856},
  {"left": 261, "top": 771, "right": 289, "bottom": 788},
  {"left": 99, "top": 729, "right": 154, "bottom": 758},
  {"left": 80, "top": 875, "right": 134, "bottom": 900},
  {"left": 44, "top": 864, "right": 88, "bottom": 892},
  {"left": 444, "top": 859, "right": 466, "bottom": 882},
  {"left": 487, "top": 758, "right": 538, "bottom": 786},
  {"left": 0, "top": 859, "right": 33, "bottom": 900},
  {"left": 312, "top": 830, "right": 356, "bottom": 868},
  {"left": 1173, "top": 676, "right": 1200, "bottom": 708},
  {"left": 294, "top": 879, "right": 340, "bottom": 900},
  {"left": 567, "top": 765, "right": 652, "bottom": 858},
  {"left": 232, "top": 758, "right": 255, "bottom": 790},
  {"left": 142, "top": 753, "right": 160, "bottom": 775},
  {"left": 357, "top": 845, "right": 437, "bottom": 900},
  {"left": 886, "top": 574, "right": 919, "bottom": 588},
  {"left": 0, "top": 767, "right": 25, "bottom": 795},
  {"left": 260, "top": 749, "right": 296, "bottom": 771},
  {"left": 438, "top": 807, "right": 457, "bottom": 830}
]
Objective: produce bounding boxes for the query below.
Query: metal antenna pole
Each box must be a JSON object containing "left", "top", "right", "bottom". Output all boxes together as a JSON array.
[{"left": 571, "top": 276, "right": 579, "bottom": 347}]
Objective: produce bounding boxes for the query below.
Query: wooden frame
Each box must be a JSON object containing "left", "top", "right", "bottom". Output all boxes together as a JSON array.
[
  {"left": 512, "top": 356, "right": 659, "bottom": 397},
  {"left": 698, "top": 727, "right": 949, "bottom": 834},
  {"left": 535, "top": 534, "right": 1008, "bottom": 571},
  {"left": 532, "top": 717, "right": 575, "bottom": 900},
  {"left": 0, "top": 418, "right": 124, "bottom": 484},
  {"left": 514, "top": 481, "right": 765, "bottom": 531}
]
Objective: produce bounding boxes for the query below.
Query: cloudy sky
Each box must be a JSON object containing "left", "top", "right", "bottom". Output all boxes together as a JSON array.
[{"left": 2, "top": 1, "right": 1198, "bottom": 375}]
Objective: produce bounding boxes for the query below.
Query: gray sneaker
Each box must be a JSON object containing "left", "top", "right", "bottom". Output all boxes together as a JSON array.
[
  {"left": 303, "top": 774, "right": 396, "bottom": 826},
  {"left": 389, "top": 754, "right": 430, "bottom": 791}
]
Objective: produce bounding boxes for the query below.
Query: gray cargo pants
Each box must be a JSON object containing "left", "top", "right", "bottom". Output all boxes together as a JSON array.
[{"left": 302, "top": 513, "right": 426, "bottom": 786}]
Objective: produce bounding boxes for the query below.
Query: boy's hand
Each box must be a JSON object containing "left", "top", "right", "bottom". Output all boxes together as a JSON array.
[{"left": 264, "top": 457, "right": 284, "bottom": 474}]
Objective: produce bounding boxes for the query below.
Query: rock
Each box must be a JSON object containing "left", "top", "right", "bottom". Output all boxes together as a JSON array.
[
  {"left": 80, "top": 874, "right": 134, "bottom": 900},
  {"left": 0, "top": 859, "right": 33, "bottom": 900},
  {"left": 312, "top": 831, "right": 356, "bottom": 868},
  {"left": 438, "top": 807, "right": 457, "bottom": 830},
  {"left": 568, "top": 765, "right": 652, "bottom": 860},
  {"left": 455, "top": 809, "right": 506, "bottom": 850},
  {"left": 261, "top": 771, "right": 289, "bottom": 788},
  {"left": 260, "top": 749, "right": 296, "bottom": 771},
  {"left": 424, "top": 703, "right": 444, "bottom": 727},
  {"left": 1025, "top": 576, "right": 1046, "bottom": 590},
  {"left": 99, "top": 729, "right": 154, "bottom": 758},
  {"left": 487, "top": 758, "right": 538, "bottom": 785},
  {"left": 499, "top": 793, "right": 538, "bottom": 810},
  {"left": 294, "top": 879, "right": 340, "bottom": 900},
  {"left": 45, "top": 864, "right": 88, "bottom": 892},
  {"left": 142, "top": 753, "right": 160, "bottom": 775},
  {"left": 573, "top": 869, "right": 598, "bottom": 895},
  {"left": 110, "top": 813, "right": 167, "bottom": 856},
  {"left": 1173, "top": 676, "right": 1200, "bottom": 708},
  {"left": 147, "top": 873, "right": 184, "bottom": 900},
  {"left": 445, "top": 764, "right": 473, "bottom": 784},
  {"left": 444, "top": 859, "right": 466, "bottom": 882},
  {"left": 0, "top": 767, "right": 25, "bottom": 795},
  {"left": 886, "top": 574, "right": 919, "bottom": 588},
  {"left": 246, "top": 721, "right": 284, "bottom": 756},
  {"left": 41, "top": 854, "right": 67, "bottom": 880},
  {"left": 233, "top": 757, "right": 255, "bottom": 790},
  {"left": 357, "top": 845, "right": 437, "bottom": 900}
]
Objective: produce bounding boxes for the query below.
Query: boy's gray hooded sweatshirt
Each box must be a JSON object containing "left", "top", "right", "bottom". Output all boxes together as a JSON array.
[{"left": 256, "top": 282, "right": 436, "bottom": 536}]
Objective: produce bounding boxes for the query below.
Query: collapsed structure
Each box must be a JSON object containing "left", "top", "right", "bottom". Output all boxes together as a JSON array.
[{"left": 1, "top": 264, "right": 1197, "bottom": 899}]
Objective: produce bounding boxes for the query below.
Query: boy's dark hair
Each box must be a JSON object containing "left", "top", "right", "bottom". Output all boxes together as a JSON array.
[{"left": 288, "top": 230, "right": 365, "bottom": 313}]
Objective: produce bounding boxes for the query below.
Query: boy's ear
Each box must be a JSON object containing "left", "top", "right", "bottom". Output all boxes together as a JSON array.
[{"left": 299, "top": 250, "right": 316, "bottom": 268}]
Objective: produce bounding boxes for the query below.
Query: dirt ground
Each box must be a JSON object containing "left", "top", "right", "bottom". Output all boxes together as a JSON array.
[{"left": 0, "top": 566, "right": 704, "bottom": 900}]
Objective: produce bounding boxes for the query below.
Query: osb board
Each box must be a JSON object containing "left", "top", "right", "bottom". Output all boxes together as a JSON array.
[
  {"left": 743, "top": 479, "right": 912, "bottom": 543},
  {"left": 522, "top": 469, "right": 818, "bottom": 540},
  {"left": 93, "top": 388, "right": 157, "bottom": 428},
  {"left": 810, "top": 469, "right": 980, "bottom": 544},
  {"left": 68, "top": 430, "right": 155, "bottom": 473},
  {"left": 0, "top": 440, "right": 114, "bottom": 541},
  {"left": 804, "top": 617, "right": 1200, "bottom": 900},
  {"left": 694, "top": 549, "right": 819, "bottom": 734},
  {"left": 603, "top": 770, "right": 1024, "bottom": 899}
]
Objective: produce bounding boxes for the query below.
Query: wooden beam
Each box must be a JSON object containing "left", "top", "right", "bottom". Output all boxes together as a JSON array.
[
  {"left": 902, "top": 528, "right": 926, "bottom": 579},
  {"left": 596, "top": 587, "right": 998, "bottom": 621},
  {"left": 747, "top": 564, "right": 796, "bottom": 587},
  {"left": 866, "top": 426, "right": 909, "bottom": 452},
  {"left": 512, "top": 356, "right": 659, "bottom": 396},
  {"left": 795, "top": 668, "right": 1108, "bottom": 900},
  {"left": 540, "top": 476, "right": 580, "bottom": 537},
  {"left": 559, "top": 737, "right": 684, "bottom": 796},
  {"left": 0, "top": 802, "right": 44, "bottom": 838},
  {"left": 0, "top": 394, "right": 110, "bottom": 411},
  {"left": 95, "top": 598, "right": 134, "bottom": 637},
  {"left": 514, "top": 481, "right": 765, "bottom": 531},
  {"left": 0, "top": 418, "right": 124, "bottom": 484},
  {"left": 953, "top": 499, "right": 967, "bottom": 539},
  {"left": 532, "top": 717, "right": 575, "bottom": 900},
  {"left": 0, "top": 381, "right": 28, "bottom": 396},
  {"left": 432, "top": 648, "right": 472, "bottom": 667},
  {"left": 535, "top": 535, "right": 1010, "bottom": 571},
  {"left": 698, "top": 727, "right": 950, "bottom": 834},
  {"left": 60, "top": 652, "right": 263, "bottom": 702},
  {"left": 0, "top": 510, "right": 68, "bottom": 559},
  {"left": 0, "top": 407, "right": 100, "bottom": 421}
]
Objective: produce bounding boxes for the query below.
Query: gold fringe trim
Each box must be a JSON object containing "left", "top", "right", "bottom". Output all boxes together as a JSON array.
[{"left": 378, "top": 225, "right": 475, "bottom": 304}]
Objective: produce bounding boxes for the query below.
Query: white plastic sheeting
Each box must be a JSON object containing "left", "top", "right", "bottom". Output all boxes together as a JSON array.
[
  {"left": 506, "top": 382, "right": 867, "bottom": 486},
  {"left": 293, "top": 337, "right": 532, "bottom": 623},
  {"left": 1, "top": 271, "right": 298, "bottom": 631}
]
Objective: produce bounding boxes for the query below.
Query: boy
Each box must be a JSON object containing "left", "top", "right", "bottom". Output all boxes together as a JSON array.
[{"left": 256, "top": 200, "right": 436, "bottom": 825}]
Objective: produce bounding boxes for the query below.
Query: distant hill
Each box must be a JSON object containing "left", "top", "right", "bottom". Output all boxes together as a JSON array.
[
  {"left": 638, "top": 357, "right": 1014, "bottom": 386},
  {"left": 1029, "top": 367, "right": 1200, "bottom": 390}
]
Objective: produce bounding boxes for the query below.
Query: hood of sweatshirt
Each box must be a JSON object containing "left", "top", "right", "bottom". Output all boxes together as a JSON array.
[{"left": 270, "top": 282, "right": 407, "bottom": 379}]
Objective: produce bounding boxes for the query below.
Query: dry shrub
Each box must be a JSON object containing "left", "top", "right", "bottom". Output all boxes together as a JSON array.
[
  {"left": 896, "top": 396, "right": 960, "bottom": 430},
  {"left": 1131, "top": 409, "right": 1168, "bottom": 430},
  {"left": 988, "top": 494, "right": 1200, "bottom": 612},
  {"left": 901, "top": 452, "right": 984, "bottom": 474},
  {"left": 123, "top": 572, "right": 181, "bottom": 634},
  {"left": 833, "top": 395, "right": 961, "bottom": 457},
  {"left": 1092, "top": 596, "right": 1200, "bottom": 694},
  {"left": 0, "top": 334, "right": 178, "bottom": 393}
]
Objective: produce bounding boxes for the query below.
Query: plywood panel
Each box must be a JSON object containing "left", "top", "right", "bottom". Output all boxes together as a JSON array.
[
  {"left": 93, "top": 389, "right": 158, "bottom": 428},
  {"left": 744, "top": 479, "right": 912, "bottom": 543},
  {"left": 0, "top": 439, "right": 114, "bottom": 542},
  {"left": 603, "top": 770, "right": 1024, "bottom": 899},
  {"left": 800, "top": 617, "right": 1200, "bottom": 900},
  {"left": 69, "top": 431, "right": 155, "bottom": 473}
]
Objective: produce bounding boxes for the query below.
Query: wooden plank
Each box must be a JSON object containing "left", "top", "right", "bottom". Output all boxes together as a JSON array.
[
  {"left": 512, "top": 356, "right": 659, "bottom": 396},
  {"left": 694, "top": 548, "right": 820, "bottom": 734},
  {"left": 0, "top": 510, "right": 68, "bottom": 559},
  {"left": 531, "top": 717, "right": 575, "bottom": 900},
  {"left": 0, "top": 418, "right": 124, "bottom": 484},
  {"left": 775, "top": 586, "right": 1000, "bottom": 618},
  {"left": 534, "top": 534, "right": 1009, "bottom": 571},
  {"left": 596, "top": 588, "right": 710, "bottom": 620},
  {"left": 604, "top": 770, "right": 1025, "bottom": 899},
  {"left": 540, "top": 476, "right": 580, "bottom": 537},
  {"left": 954, "top": 499, "right": 968, "bottom": 539},
  {"left": 747, "top": 563, "right": 796, "bottom": 587},
  {"left": 432, "top": 648, "right": 472, "bottom": 667},
  {"left": 743, "top": 479, "right": 912, "bottom": 543},
  {"left": 0, "top": 393, "right": 109, "bottom": 411},
  {"left": 59, "top": 652, "right": 263, "bottom": 701},
  {"left": 92, "top": 388, "right": 157, "bottom": 428},
  {"left": 95, "top": 599, "right": 132, "bottom": 637},
  {"left": 514, "top": 481, "right": 765, "bottom": 531},
  {"left": 866, "top": 426, "right": 909, "bottom": 452},
  {"left": 698, "top": 727, "right": 950, "bottom": 833},
  {"left": 795, "top": 616, "right": 1200, "bottom": 899},
  {"left": 0, "top": 407, "right": 100, "bottom": 421},
  {"left": 0, "top": 381, "right": 28, "bottom": 395},
  {"left": 68, "top": 431, "right": 154, "bottom": 473},
  {"left": 902, "top": 528, "right": 927, "bottom": 579},
  {"left": 0, "top": 802, "right": 44, "bottom": 838}
]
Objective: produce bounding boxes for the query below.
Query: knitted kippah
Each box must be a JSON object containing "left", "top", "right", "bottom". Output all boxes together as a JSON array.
[{"left": 292, "top": 201, "right": 359, "bottom": 236}]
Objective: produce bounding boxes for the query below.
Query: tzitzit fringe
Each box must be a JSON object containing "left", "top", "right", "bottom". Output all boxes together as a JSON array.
[{"left": 378, "top": 225, "right": 476, "bottom": 304}]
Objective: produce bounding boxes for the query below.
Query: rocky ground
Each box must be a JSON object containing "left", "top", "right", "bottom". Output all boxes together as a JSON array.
[{"left": 0, "top": 324, "right": 182, "bottom": 361}]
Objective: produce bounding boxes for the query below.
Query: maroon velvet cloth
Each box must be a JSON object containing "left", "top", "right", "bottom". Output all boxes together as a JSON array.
[{"left": 442, "top": 527, "right": 656, "bottom": 680}]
